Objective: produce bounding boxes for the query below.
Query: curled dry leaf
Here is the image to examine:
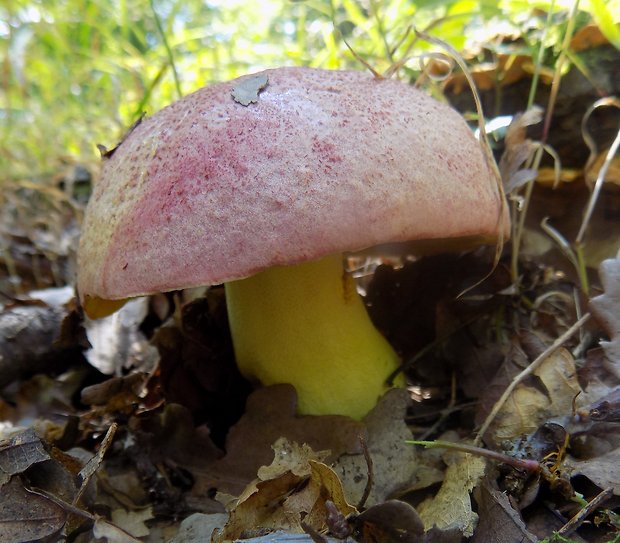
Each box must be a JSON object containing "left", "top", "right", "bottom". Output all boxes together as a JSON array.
[
  {"left": 417, "top": 452, "right": 487, "bottom": 538},
  {"left": 213, "top": 438, "right": 355, "bottom": 543},
  {"left": 498, "top": 106, "right": 543, "bottom": 194},
  {"left": 590, "top": 255, "right": 620, "bottom": 378},
  {"left": 256, "top": 438, "right": 328, "bottom": 481},
  {"left": 194, "top": 384, "right": 365, "bottom": 497},
  {"left": 0, "top": 428, "right": 50, "bottom": 485}
]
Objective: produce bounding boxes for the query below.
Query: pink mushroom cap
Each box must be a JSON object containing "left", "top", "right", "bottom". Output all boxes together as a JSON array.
[{"left": 78, "top": 67, "right": 509, "bottom": 302}]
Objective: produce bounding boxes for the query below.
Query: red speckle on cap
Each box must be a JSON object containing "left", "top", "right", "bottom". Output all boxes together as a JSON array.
[{"left": 78, "top": 67, "right": 508, "bottom": 300}]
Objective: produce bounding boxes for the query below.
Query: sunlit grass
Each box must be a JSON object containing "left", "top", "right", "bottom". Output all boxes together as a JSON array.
[{"left": 0, "top": 0, "right": 615, "bottom": 186}]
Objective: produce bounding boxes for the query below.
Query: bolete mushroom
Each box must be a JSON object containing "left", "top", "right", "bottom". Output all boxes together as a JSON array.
[{"left": 78, "top": 67, "right": 508, "bottom": 419}]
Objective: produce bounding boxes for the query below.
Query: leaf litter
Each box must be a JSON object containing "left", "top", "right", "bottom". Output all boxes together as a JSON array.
[{"left": 3, "top": 239, "right": 620, "bottom": 542}]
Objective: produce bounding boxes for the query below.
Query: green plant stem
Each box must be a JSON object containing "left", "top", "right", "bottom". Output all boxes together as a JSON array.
[
  {"left": 149, "top": 0, "right": 183, "bottom": 99},
  {"left": 527, "top": 1, "right": 555, "bottom": 109},
  {"left": 407, "top": 440, "right": 540, "bottom": 472}
]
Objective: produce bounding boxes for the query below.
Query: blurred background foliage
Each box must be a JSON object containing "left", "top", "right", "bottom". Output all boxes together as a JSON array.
[
  {"left": 0, "top": 0, "right": 618, "bottom": 293},
  {"left": 2, "top": 0, "right": 618, "bottom": 182}
]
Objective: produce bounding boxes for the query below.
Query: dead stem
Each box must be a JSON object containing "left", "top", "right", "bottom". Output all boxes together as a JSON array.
[
  {"left": 558, "top": 487, "right": 614, "bottom": 537},
  {"left": 407, "top": 440, "right": 540, "bottom": 472}
]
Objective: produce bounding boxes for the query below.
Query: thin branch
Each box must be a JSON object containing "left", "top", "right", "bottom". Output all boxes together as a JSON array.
[{"left": 408, "top": 440, "right": 540, "bottom": 472}]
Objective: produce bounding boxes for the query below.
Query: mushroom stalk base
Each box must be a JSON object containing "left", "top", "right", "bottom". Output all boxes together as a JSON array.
[{"left": 224, "top": 254, "right": 403, "bottom": 419}]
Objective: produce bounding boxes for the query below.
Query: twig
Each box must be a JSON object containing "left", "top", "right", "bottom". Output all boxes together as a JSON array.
[
  {"left": 75, "top": 422, "right": 118, "bottom": 504},
  {"left": 407, "top": 440, "right": 540, "bottom": 472},
  {"left": 557, "top": 487, "right": 614, "bottom": 536},
  {"left": 357, "top": 434, "right": 374, "bottom": 510},
  {"left": 474, "top": 313, "right": 591, "bottom": 446},
  {"left": 417, "top": 372, "right": 458, "bottom": 441}
]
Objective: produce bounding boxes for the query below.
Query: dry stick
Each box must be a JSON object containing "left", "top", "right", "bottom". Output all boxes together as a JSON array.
[
  {"left": 74, "top": 422, "right": 118, "bottom": 505},
  {"left": 357, "top": 434, "right": 374, "bottom": 510},
  {"left": 474, "top": 313, "right": 591, "bottom": 446},
  {"left": 407, "top": 440, "right": 540, "bottom": 473},
  {"left": 557, "top": 487, "right": 614, "bottom": 537}
]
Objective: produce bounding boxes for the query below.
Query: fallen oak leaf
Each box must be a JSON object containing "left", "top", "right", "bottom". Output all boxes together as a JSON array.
[
  {"left": 332, "top": 388, "right": 416, "bottom": 507},
  {"left": 194, "top": 384, "right": 365, "bottom": 497},
  {"left": 475, "top": 314, "right": 589, "bottom": 446},
  {"left": 234, "top": 438, "right": 328, "bottom": 506},
  {"left": 284, "top": 461, "right": 356, "bottom": 530},
  {"left": 257, "top": 439, "right": 328, "bottom": 481},
  {"left": 483, "top": 347, "right": 582, "bottom": 445},
  {"left": 214, "top": 470, "right": 303, "bottom": 543}
]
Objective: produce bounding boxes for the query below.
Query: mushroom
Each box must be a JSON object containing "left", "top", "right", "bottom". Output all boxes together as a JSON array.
[{"left": 78, "top": 67, "right": 508, "bottom": 419}]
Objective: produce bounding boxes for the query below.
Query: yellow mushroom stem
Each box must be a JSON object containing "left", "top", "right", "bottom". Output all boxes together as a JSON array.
[{"left": 224, "top": 253, "right": 404, "bottom": 419}]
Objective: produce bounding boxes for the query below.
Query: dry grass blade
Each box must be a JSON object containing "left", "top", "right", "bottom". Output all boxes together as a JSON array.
[{"left": 576, "top": 117, "right": 620, "bottom": 245}]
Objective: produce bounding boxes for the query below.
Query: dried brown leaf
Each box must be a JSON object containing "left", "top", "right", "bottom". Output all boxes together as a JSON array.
[
  {"left": 333, "top": 388, "right": 416, "bottom": 506},
  {"left": 472, "top": 480, "right": 538, "bottom": 543},
  {"left": 195, "top": 384, "right": 365, "bottom": 497},
  {"left": 0, "top": 428, "right": 50, "bottom": 485},
  {"left": 213, "top": 443, "right": 355, "bottom": 543},
  {"left": 590, "top": 255, "right": 620, "bottom": 378},
  {"left": 0, "top": 478, "right": 67, "bottom": 542},
  {"left": 257, "top": 438, "right": 328, "bottom": 481},
  {"left": 483, "top": 347, "right": 581, "bottom": 443},
  {"left": 564, "top": 447, "right": 620, "bottom": 495}
]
